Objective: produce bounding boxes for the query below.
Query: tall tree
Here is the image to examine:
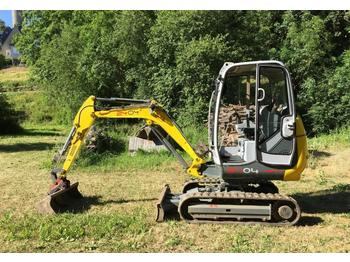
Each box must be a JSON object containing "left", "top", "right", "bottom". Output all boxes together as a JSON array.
[
  {"left": 14, "top": 10, "right": 350, "bottom": 133},
  {"left": 0, "top": 19, "right": 5, "bottom": 32}
]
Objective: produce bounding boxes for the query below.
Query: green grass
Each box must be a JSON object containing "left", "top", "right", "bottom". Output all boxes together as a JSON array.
[
  {"left": 0, "top": 211, "right": 150, "bottom": 252},
  {"left": 76, "top": 150, "right": 178, "bottom": 173},
  {"left": 1, "top": 65, "right": 350, "bottom": 252},
  {"left": 6, "top": 91, "right": 55, "bottom": 123},
  {"left": 308, "top": 125, "right": 350, "bottom": 151},
  {"left": 0, "top": 67, "right": 34, "bottom": 92},
  {"left": 1, "top": 124, "right": 350, "bottom": 252},
  {"left": 40, "top": 121, "right": 209, "bottom": 174},
  {"left": 0, "top": 212, "right": 150, "bottom": 241},
  {"left": 76, "top": 127, "right": 208, "bottom": 173},
  {"left": 1, "top": 67, "right": 54, "bottom": 126}
]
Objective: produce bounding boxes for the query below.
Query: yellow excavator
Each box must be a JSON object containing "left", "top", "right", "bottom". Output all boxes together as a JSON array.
[{"left": 37, "top": 61, "right": 308, "bottom": 225}]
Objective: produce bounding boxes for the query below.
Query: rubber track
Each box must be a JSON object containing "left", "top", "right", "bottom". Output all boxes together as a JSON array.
[{"left": 178, "top": 190, "right": 301, "bottom": 226}]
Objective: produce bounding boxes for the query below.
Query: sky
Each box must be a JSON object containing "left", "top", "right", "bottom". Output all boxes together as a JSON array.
[{"left": 0, "top": 10, "right": 12, "bottom": 27}]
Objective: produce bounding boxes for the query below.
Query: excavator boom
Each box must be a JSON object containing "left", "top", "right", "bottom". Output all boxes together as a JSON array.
[{"left": 37, "top": 96, "right": 206, "bottom": 214}]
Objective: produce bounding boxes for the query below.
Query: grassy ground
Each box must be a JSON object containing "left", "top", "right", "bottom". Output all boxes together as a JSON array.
[
  {"left": 0, "top": 124, "right": 349, "bottom": 252},
  {"left": 1, "top": 67, "right": 350, "bottom": 252},
  {"left": 1, "top": 67, "right": 54, "bottom": 125},
  {"left": 0, "top": 67, "right": 31, "bottom": 92}
]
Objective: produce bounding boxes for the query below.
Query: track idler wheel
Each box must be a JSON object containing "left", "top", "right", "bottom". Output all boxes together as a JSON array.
[{"left": 271, "top": 200, "right": 300, "bottom": 224}]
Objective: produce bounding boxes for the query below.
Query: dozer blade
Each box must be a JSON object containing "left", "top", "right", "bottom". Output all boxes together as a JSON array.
[
  {"left": 37, "top": 182, "right": 83, "bottom": 214},
  {"left": 156, "top": 184, "right": 179, "bottom": 222}
]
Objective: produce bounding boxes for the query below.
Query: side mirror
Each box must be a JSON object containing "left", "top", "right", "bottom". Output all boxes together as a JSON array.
[{"left": 281, "top": 116, "right": 295, "bottom": 138}]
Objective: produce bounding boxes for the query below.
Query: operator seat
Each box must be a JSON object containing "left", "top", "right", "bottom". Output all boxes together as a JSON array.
[{"left": 259, "top": 104, "right": 281, "bottom": 141}]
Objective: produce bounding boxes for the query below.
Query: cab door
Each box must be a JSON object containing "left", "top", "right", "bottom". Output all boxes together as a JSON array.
[{"left": 256, "top": 65, "right": 296, "bottom": 166}]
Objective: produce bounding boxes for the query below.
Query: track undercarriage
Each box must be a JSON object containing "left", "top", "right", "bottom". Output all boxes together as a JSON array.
[{"left": 157, "top": 179, "right": 301, "bottom": 225}]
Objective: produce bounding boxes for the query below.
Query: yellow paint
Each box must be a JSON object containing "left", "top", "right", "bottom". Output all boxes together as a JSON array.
[
  {"left": 283, "top": 115, "right": 308, "bottom": 181},
  {"left": 59, "top": 96, "right": 308, "bottom": 181},
  {"left": 62, "top": 96, "right": 96, "bottom": 174},
  {"left": 60, "top": 96, "right": 206, "bottom": 178}
]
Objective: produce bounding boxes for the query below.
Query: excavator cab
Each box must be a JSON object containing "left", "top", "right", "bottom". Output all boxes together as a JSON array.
[{"left": 207, "top": 61, "right": 301, "bottom": 182}]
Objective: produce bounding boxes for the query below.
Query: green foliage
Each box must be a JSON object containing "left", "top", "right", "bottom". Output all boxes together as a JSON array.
[
  {"left": 0, "top": 54, "right": 12, "bottom": 69},
  {"left": 27, "top": 11, "right": 154, "bottom": 124},
  {"left": 308, "top": 125, "right": 350, "bottom": 151},
  {"left": 14, "top": 10, "right": 350, "bottom": 134},
  {"left": 150, "top": 34, "right": 229, "bottom": 124},
  {"left": 307, "top": 51, "right": 350, "bottom": 133},
  {"left": 280, "top": 11, "right": 350, "bottom": 134},
  {"left": 0, "top": 54, "right": 6, "bottom": 68},
  {"left": 143, "top": 11, "right": 276, "bottom": 123},
  {"left": 0, "top": 94, "right": 22, "bottom": 134},
  {"left": 6, "top": 91, "right": 54, "bottom": 124},
  {"left": 280, "top": 12, "right": 333, "bottom": 87},
  {"left": 14, "top": 11, "right": 95, "bottom": 65},
  {"left": 0, "top": 212, "right": 149, "bottom": 246},
  {"left": 0, "top": 19, "right": 5, "bottom": 32},
  {"left": 174, "top": 35, "right": 229, "bottom": 124}
]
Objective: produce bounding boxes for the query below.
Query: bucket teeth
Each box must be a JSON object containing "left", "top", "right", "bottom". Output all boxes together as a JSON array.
[{"left": 37, "top": 182, "right": 83, "bottom": 214}]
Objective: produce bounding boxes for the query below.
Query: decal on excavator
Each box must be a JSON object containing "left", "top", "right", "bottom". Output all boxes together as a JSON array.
[
  {"left": 116, "top": 109, "right": 140, "bottom": 116},
  {"left": 226, "top": 167, "right": 259, "bottom": 174}
]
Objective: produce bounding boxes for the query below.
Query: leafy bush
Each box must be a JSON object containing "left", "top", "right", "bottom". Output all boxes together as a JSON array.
[
  {"left": 307, "top": 51, "right": 350, "bottom": 133},
  {"left": 0, "top": 54, "right": 12, "bottom": 69},
  {"left": 28, "top": 11, "right": 153, "bottom": 124},
  {"left": 14, "top": 10, "right": 350, "bottom": 134},
  {"left": 0, "top": 94, "right": 22, "bottom": 134},
  {"left": 6, "top": 91, "right": 53, "bottom": 124}
]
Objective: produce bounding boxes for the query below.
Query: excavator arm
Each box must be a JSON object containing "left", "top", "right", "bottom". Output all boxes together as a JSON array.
[{"left": 52, "top": 96, "right": 206, "bottom": 185}]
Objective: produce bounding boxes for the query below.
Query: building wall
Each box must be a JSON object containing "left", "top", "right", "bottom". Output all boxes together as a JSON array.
[
  {"left": 0, "top": 11, "right": 22, "bottom": 59},
  {"left": 0, "top": 26, "right": 20, "bottom": 59}
]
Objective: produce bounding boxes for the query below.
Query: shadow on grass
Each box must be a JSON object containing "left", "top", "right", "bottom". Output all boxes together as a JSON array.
[
  {"left": 19, "top": 128, "right": 62, "bottom": 137},
  {"left": 308, "top": 150, "right": 332, "bottom": 158},
  {"left": 293, "top": 184, "right": 350, "bottom": 214},
  {"left": 47, "top": 184, "right": 350, "bottom": 225},
  {"left": 297, "top": 216, "right": 324, "bottom": 226},
  {"left": 77, "top": 138, "right": 127, "bottom": 166},
  {"left": 0, "top": 142, "right": 55, "bottom": 152},
  {"left": 52, "top": 195, "right": 157, "bottom": 213}
]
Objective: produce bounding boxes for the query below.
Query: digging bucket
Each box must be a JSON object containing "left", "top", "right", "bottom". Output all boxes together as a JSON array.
[{"left": 37, "top": 182, "right": 83, "bottom": 214}]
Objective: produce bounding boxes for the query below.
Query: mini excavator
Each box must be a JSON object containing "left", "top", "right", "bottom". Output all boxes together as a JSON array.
[{"left": 37, "top": 61, "right": 308, "bottom": 225}]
